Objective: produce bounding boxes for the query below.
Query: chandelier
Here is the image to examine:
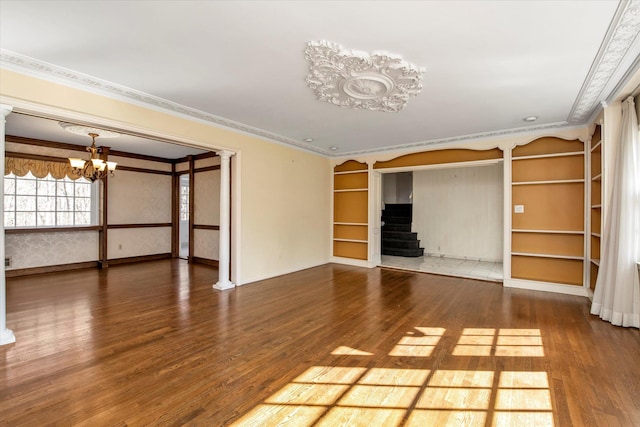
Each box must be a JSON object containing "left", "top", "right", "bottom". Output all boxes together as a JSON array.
[{"left": 61, "top": 123, "right": 118, "bottom": 182}]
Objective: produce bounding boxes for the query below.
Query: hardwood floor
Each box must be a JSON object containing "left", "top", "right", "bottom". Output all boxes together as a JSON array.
[{"left": 1, "top": 260, "right": 639, "bottom": 426}]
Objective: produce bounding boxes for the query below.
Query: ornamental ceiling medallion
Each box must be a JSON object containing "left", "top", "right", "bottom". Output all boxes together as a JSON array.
[{"left": 304, "top": 40, "right": 425, "bottom": 113}]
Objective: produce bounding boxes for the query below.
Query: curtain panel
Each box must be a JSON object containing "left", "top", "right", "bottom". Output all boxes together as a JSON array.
[{"left": 590, "top": 96, "right": 640, "bottom": 328}]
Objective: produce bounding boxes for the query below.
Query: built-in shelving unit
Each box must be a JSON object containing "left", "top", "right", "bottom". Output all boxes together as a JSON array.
[
  {"left": 589, "top": 125, "right": 603, "bottom": 292},
  {"left": 333, "top": 160, "right": 368, "bottom": 260},
  {"left": 511, "top": 137, "right": 585, "bottom": 286}
]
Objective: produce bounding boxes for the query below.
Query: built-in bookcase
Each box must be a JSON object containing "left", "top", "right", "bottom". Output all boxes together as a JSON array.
[
  {"left": 589, "top": 125, "right": 603, "bottom": 291},
  {"left": 511, "top": 137, "right": 585, "bottom": 286},
  {"left": 333, "top": 160, "right": 368, "bottom": 260}
]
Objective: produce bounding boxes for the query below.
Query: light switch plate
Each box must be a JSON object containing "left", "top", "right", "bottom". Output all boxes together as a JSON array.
[{"left": 514, "top": 205, "right": 524, "bottom": 213}]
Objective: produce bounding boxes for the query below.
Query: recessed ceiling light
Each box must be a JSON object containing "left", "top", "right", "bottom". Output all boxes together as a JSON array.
[
  {"left": 329, "top": 146, "right": 338, "bottom": 151},
  {"left": 303, "top": 138, "right": 314, "bottom": 142},
  {"left": 522, "top": 116, "right": 538, "bottom": 122}
]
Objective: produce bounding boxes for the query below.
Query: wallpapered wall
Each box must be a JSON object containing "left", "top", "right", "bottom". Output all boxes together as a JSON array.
[
  {"left": 412, "top": 163, "right": 504, "bottom": 261},
  {"left": 6, "top": 231, "right": 99, "bottom": 269}
]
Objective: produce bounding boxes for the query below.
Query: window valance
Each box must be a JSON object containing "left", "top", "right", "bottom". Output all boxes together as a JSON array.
[{"left": 5, "top": 156, "right": 82, "bottom": 180}]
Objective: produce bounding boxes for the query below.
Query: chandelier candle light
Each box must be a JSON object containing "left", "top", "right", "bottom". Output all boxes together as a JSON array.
[{"left": 61, "top": 123, "right": 118, "bottom": 182}]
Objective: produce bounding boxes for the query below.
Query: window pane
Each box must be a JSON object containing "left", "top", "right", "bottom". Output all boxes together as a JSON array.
[
  {"left": 75, "top": 198, "right": 91, "bottom": 212},
  {"left": 37, "top": 212, "right": 56, "bottom": 226},
  {"left": 4, "top": 213, "right": 15, "bottom": 227},
  {"left": 56, "top": 212, "right": 74, "bottom": 225},
  {"left": 4, "top": 195, "right": 15, "bottom": 211},
  {"left": 37, "top": 180, "right": 57, "bottom": 196},
  {"left": 75, "top": 183, "right": 91, "bottom": 197},
  {"left": 16, "top": 196, "right": 36, "bottom": 211},
  {"left": 56, "top": 181, "right": 75, "bottom": 196},
  {"left": 37, "top": 196, "right": 56, "bottom": 211},
  {"left": 75, "top": 211, "right": 91, "bottom": 225},
  {"left": 16, "top": 179, "right": 36, "bottom": 195},
  {"left": 16, "top": 212, "right": 36, "bottom": 227},
  {"left": 57, "top": 197, "right": 73, "bottom": 211},
  {"left": 4, "top": 178, "right": 15, "bottom": 194}
]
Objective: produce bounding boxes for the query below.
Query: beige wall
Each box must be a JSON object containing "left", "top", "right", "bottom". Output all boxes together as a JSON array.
[{"left": 1, "top": 69, "right": 332, "bottom": 285}]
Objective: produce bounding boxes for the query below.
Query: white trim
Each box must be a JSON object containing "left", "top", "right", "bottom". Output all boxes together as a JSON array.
[
  {"left": 591, "top": 259, "right": 600, "bottom": 266},
  {"left": 592, "top": 232, "right": 601, "bottom": 238},
  {"left": 592, "top": 173, "right": 602, "bottom": 181},
  {"left": 591, "top": 204, "right": 602, "bottom": 209},
  {"left": 503, "top": 146, "right": 513, "bottom": 281},
  {"left": 330, "top": 256, "right": 373, "bottom": 268},
  {"left": 504, "top": 278, "right": 589, "bottom": 297},
  {"left": 591, "top": 140, "right": 602, "bottom": 152}
]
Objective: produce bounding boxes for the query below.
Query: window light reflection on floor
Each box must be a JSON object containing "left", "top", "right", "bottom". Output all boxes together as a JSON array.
[{"left": 232, "top": 327, "right": 554, "bottom": 427}]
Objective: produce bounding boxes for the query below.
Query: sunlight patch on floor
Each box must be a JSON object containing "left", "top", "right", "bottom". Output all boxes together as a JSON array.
[{"left": 232, "top": 327, "right": 553, "bottom": 427}]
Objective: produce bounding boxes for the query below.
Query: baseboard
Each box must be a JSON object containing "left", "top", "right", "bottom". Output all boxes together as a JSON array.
[
  {"left": 504, "top": 278, "right": 589, "bottom": 297},
  {"left": 191, "top": 257, "right": 219, "bottom": 267},
  {"left": 6, "top": 261, "right": 99, "bottom": 278},
  {"left": 107, "top": 253, "right": 172, "bottom": 265},
  {"left": 330, "top": 256, "right": 377, "bottom": 268}
]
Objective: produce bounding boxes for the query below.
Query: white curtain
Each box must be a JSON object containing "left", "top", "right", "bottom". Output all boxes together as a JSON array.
[{"left": 590, "top": 96, "right": 640, "bottom": 328}]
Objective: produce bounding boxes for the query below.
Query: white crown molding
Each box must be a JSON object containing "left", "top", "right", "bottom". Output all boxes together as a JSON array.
[
  {"left": 0, "top": 49, "right": 331, "bottom": 156},
  {"left": 304, "top": 41, "right": 425, "bottom": 112},
  {"left": 568, "top": 0, "right": 640, "bottom": 123}
]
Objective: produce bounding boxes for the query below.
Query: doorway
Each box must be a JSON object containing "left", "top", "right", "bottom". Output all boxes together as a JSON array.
[{"left": 378, "top": 163, "right": 504, "bottom": 282}]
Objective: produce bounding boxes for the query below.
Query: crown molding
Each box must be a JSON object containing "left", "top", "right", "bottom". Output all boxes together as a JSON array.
[
  {"left": 0, "top": 49, "right": 331, "bottom": 157},
  {"left": 568, "top": 0, "right": 640, "bottom": 123}
]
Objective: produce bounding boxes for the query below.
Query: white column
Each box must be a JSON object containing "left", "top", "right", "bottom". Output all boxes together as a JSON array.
[
  {"left": 0, "top": 104, "right": 16, "bottom": 345},
  {"left": 213, "top": 150, "right": 235, "bottom": 290}
]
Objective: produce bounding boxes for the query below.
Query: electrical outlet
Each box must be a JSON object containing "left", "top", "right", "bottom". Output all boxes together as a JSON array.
[
  {"left": 514, "top": 205, "right": 525, "bottom": 214},
  {"left": 4, "top": 257, "right": 11, "bottom": 267}
]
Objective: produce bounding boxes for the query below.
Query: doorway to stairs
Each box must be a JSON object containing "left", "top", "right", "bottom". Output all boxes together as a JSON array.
[{"left": 379, "top": 165, "right": 504, "bottom": 283}]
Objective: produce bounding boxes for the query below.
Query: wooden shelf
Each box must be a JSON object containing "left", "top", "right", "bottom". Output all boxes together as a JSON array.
[
  {"left": 591, "top": 232, "right": 601, "bottom": 238},
  {"left": 512, "top": 229, "right": 584, "bottom": 234},
  {"left": 333, "top": 238, "right": 367, "bottom": 243},
  {"left": 334, "top": 222, "right": 367, "bottom": 226},
  {"left": 512, "top": 179, "right": 584, "bottom": 186},
  {"left": 333, "top": 188, "right": 368, "bottom": 193},
  {"left": 591, "top": 259, "right": 600, "bottom": 267},
  {"left": 511, "top": 252, "right": 584, "bottom": 261},
  {"left": 591, "top": 204, "right": 601, "bottom": 209},
  {"left": 591, "top": 173, "right": 602, "bottom": 181}
]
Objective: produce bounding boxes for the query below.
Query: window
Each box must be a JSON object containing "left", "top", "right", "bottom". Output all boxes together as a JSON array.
[
  {"left": 4, "top": 172, "right": 98, "bottom": 228},
  {"left": 180, "top": 180, "right": 189, "bottom": 221}
]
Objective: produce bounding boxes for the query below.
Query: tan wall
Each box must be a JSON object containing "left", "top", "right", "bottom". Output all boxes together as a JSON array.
[{"left": 1, "top": 69, "right": 332, "bottom": 285}]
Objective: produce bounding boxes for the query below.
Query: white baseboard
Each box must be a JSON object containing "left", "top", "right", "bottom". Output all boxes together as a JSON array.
[
  {"left": 504, "top": 278, "right": 589, "bottom": 297},
  {"left": 330, "top": 256, "right": 376, "bottom": 268}
]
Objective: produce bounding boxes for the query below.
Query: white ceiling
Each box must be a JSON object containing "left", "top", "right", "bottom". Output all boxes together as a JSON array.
[{"left": 1, "top": 1, "right": 640, "bottom": 158}]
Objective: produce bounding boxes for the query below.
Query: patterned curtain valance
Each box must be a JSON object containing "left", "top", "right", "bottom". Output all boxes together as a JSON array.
[{"left": 5, "top": 156, "right": 83, "bottom": 180}]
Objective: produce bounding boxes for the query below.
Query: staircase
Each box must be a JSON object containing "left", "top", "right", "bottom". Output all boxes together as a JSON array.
[{"left": 381, "top": 203, "right": 424, "bottom": 257}]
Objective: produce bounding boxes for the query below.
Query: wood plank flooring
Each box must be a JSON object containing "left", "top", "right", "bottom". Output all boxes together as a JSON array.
[{"left": 1, "top": 260, "right": 639, "bottom": 426}]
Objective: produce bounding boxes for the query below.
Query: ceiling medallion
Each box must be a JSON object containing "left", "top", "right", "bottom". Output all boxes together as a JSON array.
[{"left": 304, "top": 40, "right": 425, "bottom": 113}]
